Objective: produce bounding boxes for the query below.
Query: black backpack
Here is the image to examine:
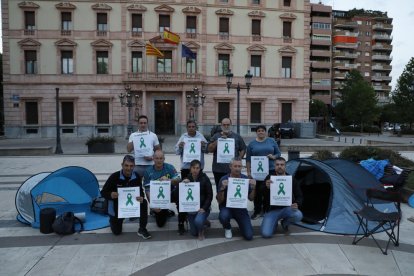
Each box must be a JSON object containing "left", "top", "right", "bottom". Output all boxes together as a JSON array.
[
  {"left": 91, "top": 197, "right": 108, "bottom": 215},
  {"left": 52, "top": 212, "right": 84, "bottom": 235}
]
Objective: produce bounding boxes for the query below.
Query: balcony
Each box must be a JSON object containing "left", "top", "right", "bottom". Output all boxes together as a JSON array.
[
  {"left": 311, "top": 61, "right": 331, "bottom": 69},
  {"left": 125, "top": 72, "right": 202, "bottom": 83},
  {"left": 333, "top": 30, "right": 358, "bottom": 37},
  {"left": 372, "top": 55, "right": 392, "bottom": 61},
  {"left": 311, "top": 83, "right": 331, "bottom": 91},
  {"left": 334, "top": 42, "right": 358, "bottom": 49},
  {"left": 372, "top": 23, "right": 393, "bottom": 31},
  {"left": 372, "top": 34, "right": 392, "bottom": 41},
  {"left": 372, "top": 75, "right": 392, "bottom": 82},
  {"left": 61, "top": 30, "right": 72, "bottom": 36},
  {"left": 283, "top": 37, "right": 292, "bottom": 43},
  {"left": 186, "top": 33, "right": 197, "bottom": 39},
  {"left": 131, "top": 31, "right": 142, "bottom": 37},
  {"left": 311, "top": 72, "right": 331, "bottom": 79},
  {"left": 97, "top": 31, "right": 107, "bottom": 36},
  {"left": 219, "top": 33, "right": 229, "bottom": 40},
  {"left": 311, "top": 50, "right": 331, "bottom": 57},
  {"left": 333, "top": 21, "right": 357, "bottom": 29},
  {"left": 333, "top": 62, "right": 358, "bottom": 70},
  {"left": 372, "top": 64, "right": 392, "bottom": 71},
  {"left": 373, "top": 85, "right": 391, "bottom": 92},
  {"left": 333, "top": 72, "right": 347, "bottom": 79},
  {"left": 333, "top": 52, "right": 358, "bottom": 59},
  {"left": 372, "top": 44, "right": 392, "bottom": 51},
  {"left": 24, "top": 29, "right": 35, "bottom": 35}
]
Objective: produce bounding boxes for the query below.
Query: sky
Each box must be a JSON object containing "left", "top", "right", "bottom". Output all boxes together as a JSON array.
[
  {"left": 311, "top": 0, "right": 414, "bottom": 89},
  {"left": 1, "top": 1, "right": 413, "bottom": 89}
]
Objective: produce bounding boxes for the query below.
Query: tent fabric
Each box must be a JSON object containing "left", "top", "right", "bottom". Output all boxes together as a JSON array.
[
  {"left": 286, "top": 158, "right": 398, "bottom": 235},
  {"left": 15, "top": 166, "right": 109, "bottom": 231}
]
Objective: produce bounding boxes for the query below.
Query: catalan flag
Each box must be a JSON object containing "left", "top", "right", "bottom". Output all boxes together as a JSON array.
[
  {"left": 163, "top": 29, "right": 180, "bottom": 45},
  {"left": 146, "top": 43, "right": 164, "bottom": 58}
]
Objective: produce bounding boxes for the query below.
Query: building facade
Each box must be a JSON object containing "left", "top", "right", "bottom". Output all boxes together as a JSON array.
[{"left": 2, "top": 0, "right": 311, "bottom": 138}]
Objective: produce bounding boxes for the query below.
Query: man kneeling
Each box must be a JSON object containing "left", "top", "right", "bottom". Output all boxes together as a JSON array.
[{"left": 101, "top": 155, "right": 151, "bottom": 239}]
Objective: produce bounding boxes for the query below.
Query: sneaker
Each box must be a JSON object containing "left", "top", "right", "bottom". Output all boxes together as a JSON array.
[
  {"left": 224, "top": 228, "right": 232, "bottom": 239},
  {"left": 280, "top": 219, "right": 289, "bottom": 232},
  {"left": 178, "top": 223, "right": 185, "bottom": 235},
  {"left": 250, "top": 212, "right": 259, "bottom": 220},
  {"left": 137, "top": 228, "right": 152, "bottom": 239}
]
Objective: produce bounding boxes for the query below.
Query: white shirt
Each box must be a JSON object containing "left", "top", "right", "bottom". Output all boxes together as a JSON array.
[{"left": 128, "top": 130, "right": 159, "bottom": 165}]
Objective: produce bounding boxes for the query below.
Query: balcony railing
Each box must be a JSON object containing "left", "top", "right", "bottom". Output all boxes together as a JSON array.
[
  {"left": 372, "top": 34, "right": 392, "bottom": 41},
  {"left": 252, "top": 35, "right": 261, "bottom": 41},
  {"left": 372, "top": 44, "right": 392, "bottom": 51},
  {"left": 372, "top": 75, "right": 392, "bottom": 82},
  {"left": 373, "top": 85, "right": 391, "bottom": 92},
  {"left": 219, "top": 33, "right": 229, "bottom": 40},
  {"left": 372, "top": 64, "right": 392, "bottom": 71},
  {"left": 333, "top": 52, "right": 358, "bottom": 59},
  {"left": 372, "top": 55, "right": 392, "bottom": 61},
  {"left": 372, "top": 23, "right": 393, "bottom": 30},
  {"left": 131, "top": 31, "right": 142, "bottom": 37},
  {"left": 186, "top": 33, "right": 197, "bottom": 39},
  {"left": 126, "top": 72, "right": 202, "bottom": 82},
  {"left": 24, "top": 29, "right": 35, "bottom": 35},
  {"left": 97, "top": 31, "right": 107, "bottom": 36},
  {"left": 61, "top": 30, "right": 72, "bottom": 36}
]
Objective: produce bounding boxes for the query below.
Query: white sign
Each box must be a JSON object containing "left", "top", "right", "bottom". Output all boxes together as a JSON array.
[
  {"left": 183, "top": 138, "right": 202, "bottom": 163},
  {"left": 117, "top": 187, "right": 140, "bottom": 218},
  {"left": 226, "top": 178, "right": 249, "bottom": 209},
  {"left": 133, "top": 133, "right": 153, "bottom": 157},
  {"left": 179, "top": 182, "right": 200, "bottom": 212},
  {"left": 217, "top": 138, "right": 235, "bottom": 163},
  {"left": 149, "top": 180, "right": 171, "bottom": 209},
  {"left": 270, "top": 175, "right": 292, "bottom": 206},
  {"left": 251, "top": 156, "right": 269, "bottom": 181}
]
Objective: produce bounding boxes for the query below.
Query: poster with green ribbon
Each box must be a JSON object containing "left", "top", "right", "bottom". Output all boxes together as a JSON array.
[
  {"left": 270, "top": 175, "right": 292, "bottom": 206},
  {"left": 133, "top": 133, "right": 153, "bottom": 157},
  {"left": 226, "top": 177, "right": 249, "bottom": 209},
  {"left": 217, "top": 138, "right": 235, "bottom": 163},
  {"left": 179, "top": 182, "right": 200, "bottom": 212},
  {"left": 117, "top": 187, "right": 140, "bottom": 218},
  {"left": 183, "top": 138, "right": 202, "bottom": 163},
  {"left": 149, "top": 180, "right": 171, "bottom": 209},
  {"left": 251, "top": 156, "right": 269, "bottom": 181}
]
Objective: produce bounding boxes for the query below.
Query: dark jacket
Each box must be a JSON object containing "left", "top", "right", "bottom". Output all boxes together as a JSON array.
[
  {"left": 265, "top": 173, "right": 303, "bottom": 210},
  {"left": 186, "top": 172, "right": 213, "bottom": 211},
  {"left": 101, "top": 170, "right": 144, "bottom": 217}
]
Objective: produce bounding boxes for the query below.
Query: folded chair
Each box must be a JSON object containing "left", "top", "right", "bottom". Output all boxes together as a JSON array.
[{"left": 352, "top": 188, "right": 402, "bottom": 255}]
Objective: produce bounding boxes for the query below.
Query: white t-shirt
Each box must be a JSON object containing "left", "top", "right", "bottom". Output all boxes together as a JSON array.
[{"left": 128, "top": 130, "right": 160, "bottom": 165}]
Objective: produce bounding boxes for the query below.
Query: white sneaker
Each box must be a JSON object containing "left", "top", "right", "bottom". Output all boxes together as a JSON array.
[{"left": 224, "top": 228, "right": 232, "bottom": 239}]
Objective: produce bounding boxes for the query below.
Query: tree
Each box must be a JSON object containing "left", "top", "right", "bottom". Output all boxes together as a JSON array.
[
  {"left": 392, "top": 57, "right": 414, "bottom": 129},
  {"left": 336, "top": 70, "right": 379, "bottom": 132},
  {"left": 309, "top": 99, "right": 328, "bottom": 118}
]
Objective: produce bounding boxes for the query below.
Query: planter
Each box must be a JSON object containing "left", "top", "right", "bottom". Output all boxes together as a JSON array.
[{"left": 87, "top": 142, "right": 115, "bottom": 154}]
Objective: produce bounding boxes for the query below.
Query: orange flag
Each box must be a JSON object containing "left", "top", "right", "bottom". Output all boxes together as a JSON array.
[
  {"left": 146, "top": 43, "right": 164, "bottom": 58},
  {"left": 163, "top": 29, "right": 180, "bottom": 45}
]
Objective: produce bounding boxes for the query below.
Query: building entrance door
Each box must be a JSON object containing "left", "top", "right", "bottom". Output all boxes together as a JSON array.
[
  {"left": 154, "top": 100, "right": 175, "bottom": 134},
  {"left": 281, "top": 103, "right": 292, "bottom": 123}
]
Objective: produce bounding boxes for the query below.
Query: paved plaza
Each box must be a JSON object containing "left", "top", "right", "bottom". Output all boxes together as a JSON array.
[{"left": 1, "top": 134, "right": 414, "bottom": 275}]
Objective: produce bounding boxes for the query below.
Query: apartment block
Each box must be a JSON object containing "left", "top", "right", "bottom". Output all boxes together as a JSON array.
[{"left": 1, "top": 0, "right": 310, "bottom": 138}]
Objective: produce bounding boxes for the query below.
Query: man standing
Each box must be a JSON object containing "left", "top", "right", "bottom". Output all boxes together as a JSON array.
[
  {"left": 174, "top": 119, "right": 208, "bottom": 234},
  {"left": 261, "top": 157, "right": 303, "bottom": 238},
  {"left": 101, "top": 155, "right": 151, "bottom": 239},
  {"left": 208, "top": 118, "right": 246, "bottom": 192},
  {"left": 143, "top": 150, "right": 181, "bottom": 229},
  {"left": 216, "top": 158, "right": 256, "bottom": 240},
  {"left": 127, "top": 115, "right": 161, "bottom": 177}
]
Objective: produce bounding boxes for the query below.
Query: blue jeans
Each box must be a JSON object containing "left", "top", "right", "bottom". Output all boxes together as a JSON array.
[
  {"left": 219, "top": 207, "right": 253, "bottom": 240},
  {"left": 261, "top": 207, "right": 303, "bottom": 238},
  {"left": 187, "top": 209, "right": 210, "bottom": 236}
]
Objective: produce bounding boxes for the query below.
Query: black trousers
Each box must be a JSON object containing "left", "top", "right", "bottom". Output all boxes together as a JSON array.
[
  {"left": 171, "top": 186, "right": 187, "bottom": 225},
  {"left": 213, "top": 172, "right": 228, "bottom": 193},
  {"left": 256, "top": 170, "right": 275, "bottom": 214},
  {"left": 110, "top": 200, "right": 148, "bottom": 235}
]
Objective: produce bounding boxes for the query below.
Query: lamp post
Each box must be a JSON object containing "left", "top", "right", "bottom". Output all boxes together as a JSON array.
[
  {"left": 119, "top": 84, "right": 141, "bottom": 139},
  {"left": 186, "top": 87, "right": 206, "bottom": 120},
  {"left": 225, "top": 69, "right": 253, "bottom": 134},
  {"left": 55, "top": 88, "right": 63, "bottom": 154}
]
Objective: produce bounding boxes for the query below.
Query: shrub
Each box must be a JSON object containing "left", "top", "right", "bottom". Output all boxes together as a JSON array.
[
  {"left": 310, "top": 150, "right": 336, "bottom": 161},
  {"left": 406, "top": 172, "right": 414, "bottom": 190},
  {"left": 339, "top": 146, "right": 414, "bottom": 167},
  {"left": 85, "top": 136, "right": 116, "bottom": 146}
]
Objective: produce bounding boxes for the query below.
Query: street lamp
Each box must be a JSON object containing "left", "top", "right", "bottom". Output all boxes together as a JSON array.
[
  {"left": 186, "top": 87, "right": 206, "bottom": 120},
  {"left": 119, "top": 84, "right": 141, "bottom": 139},
  {"left": 225, "top": 69, "right": 253, "bottom": 134}
]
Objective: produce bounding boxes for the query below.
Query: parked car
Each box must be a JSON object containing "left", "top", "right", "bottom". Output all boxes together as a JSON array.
[{"left": 280, "top": 122, "right": 295, "bottom": 139}]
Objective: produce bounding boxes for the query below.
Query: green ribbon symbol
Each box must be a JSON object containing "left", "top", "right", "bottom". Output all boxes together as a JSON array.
[
  {"left": 257, "top": 161, "right": 264, "bottom": 172},
  {"left": 140, "top": 137, "right": 146, "bottom": 148},
  {"left": 278, "top": 183, "right": 286, "bottom": 195},
  {"left": 234, "top": 185, "right": 242, "bottom": 198},
  {"left": 189, "top": 143, "right": 196, "bottom": 153},
  {"left": 223, "top": 143, "right": 230, "bottom": 154},
  {"left": 157, "top": 186, "right": 165, "bottom": 199},
  {"left": 126, "top": 193, "right": 133, "bottom": 206},
  {"left": 186, "top": 188, "right": 194, "bottom": 201}
]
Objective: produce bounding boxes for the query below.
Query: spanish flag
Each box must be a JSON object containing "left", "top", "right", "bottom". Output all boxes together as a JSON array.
[
  {"left": 146, "top": 43, "right": 164, "bottom": 58},
  {"left": 163, "top": 29, "right": 180, "bottom": 45}
]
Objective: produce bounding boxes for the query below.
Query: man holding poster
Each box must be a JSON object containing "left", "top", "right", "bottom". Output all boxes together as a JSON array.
[
  {"left": 101, "top": 155, "right": 151, "bottom": 239},
  {"left": 216, "top": 158, "right": 256, "bottom": 240},
  {"left": 261, "top": 157, "right": 303, "bottom": 238},
  {"left": 208, "top": 118, "right": 246, "bottom": 192},
  {"left": 127, "top": 115, "right": 161, "bottom": 177}
]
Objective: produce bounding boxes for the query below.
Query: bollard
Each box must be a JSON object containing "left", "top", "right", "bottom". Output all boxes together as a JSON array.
[
  {"left": 352, "top": 138, "right": 354, "bottom": 144},
  {"left": 345, "top": 137, "right": 347, "bottom": 143},
  {"left": 360, "top": 138, "right": 362, "bottom": 144}
]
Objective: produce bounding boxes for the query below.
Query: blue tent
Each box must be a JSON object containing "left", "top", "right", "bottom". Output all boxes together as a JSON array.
[
  {"left": 15, "top": 166, "right": 109, "bottom": 231},
  {"left": 286, "top": 158, "right": 397, "bottom": 235}
]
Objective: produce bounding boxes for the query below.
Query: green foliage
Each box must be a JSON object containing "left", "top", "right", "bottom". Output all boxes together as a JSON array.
[
  {"left": 336, "top": 70, "right": 380, "bottom": 132},
  {"left": 406, "top": 172, "right": 414, "bottom": 190},
  {"left": 85, "top": 135, "right": 116, "bottom": 146},
  {"left": 379, "top": 103, "right": 399, "bottom": 125},
  {"left": 340, "top": 125, "right": 380, "bottom": 133},
  {"left": 339, "top": 146, "right": 414, "bottom": 167},
  {"left": 392, "top": 57, "right": 414, "bottom": 128},
  {"left": 310, "top": 150, "right": 336, "bottom": 161},
  {"left": 346, "top": 8, "right": 387, "bottom": 18},
  {"left": 309, "top": 99, "right": 328, "bottom": 118}
]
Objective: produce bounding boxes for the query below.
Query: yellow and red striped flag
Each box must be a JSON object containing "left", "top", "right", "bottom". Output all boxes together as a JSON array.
[
  {"left": 146, "top": 43, "right": 164, "bottom": 58},
  {"left": 163, "top": 29, "right": 180, "bottom": 45}
]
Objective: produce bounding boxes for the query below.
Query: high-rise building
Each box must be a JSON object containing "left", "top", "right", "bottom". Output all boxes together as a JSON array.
[{"left": 1, "top": 0, "right": 310, "bottom": 138}]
